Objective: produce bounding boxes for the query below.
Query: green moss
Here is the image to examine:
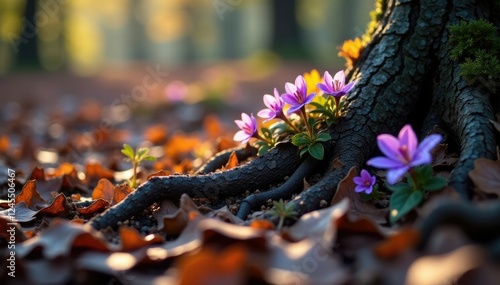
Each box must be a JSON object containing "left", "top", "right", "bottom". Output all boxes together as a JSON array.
[
  {"left": 449, "top": 19, "right": 500, "bottom": 88},
  {"left": 362, "top": 0, "right": 387, "bottom": 44}
]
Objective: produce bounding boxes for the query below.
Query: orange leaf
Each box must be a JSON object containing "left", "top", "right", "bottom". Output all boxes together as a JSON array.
[
  {"left": 374, "top": 228, "right": 420, "bottom": 259},
  {"left": 119, "top": 227, "right": 163, "bottom": 251},
  {"left": 249, "top": 219, "right": 275, "bottom": 230},
  {"left": 224, "top": 151, "right": 239, "bottom": 170},
  {"left": 176, "top": 245, "right": 247, "bottom": 285},
  {"left": 112, "top": 183, "right": 132, "bottom": 205},
  {"left": 0, "top": 135, "right": 9, "bottom": 154},
  {"left": 204, "top": 114, "right": 223, "bottom": 140},
  {"left": 144, "top": 124, "right": 168, "bottom": 144},
  {"left": 15, "top": 180, "right": 46, "bottom": 209},
  {"left": 38, "top": 193, "right": 72, "bottom": 217},
  {"left": 75, "top": 199, "right": 110, "bottom": 216},
  {"left": 85, "top": 162, "right": 115, "bottom": 185},
  {"left": 91, "top": 179, "right": 115, "bottom": 203}
]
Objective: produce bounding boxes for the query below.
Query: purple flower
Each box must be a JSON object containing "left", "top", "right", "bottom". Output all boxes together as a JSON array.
[
  {"left": 257, "top": 88, "right": 285, "bottom": 122},
  {"left": 281, "top": 75, "right": 316, "bottom": 115},
  {"left": 233, "top": 113, "right": 257, "bottom": 144},
  {"left": 367, "top": 124, "right": 442, "bottom": 184},
  {"left": 353, "top": 169, "right": 376, "bottom": 194},
  {"left": 317, "top": 70, "right": 356, "bottom": 98}
]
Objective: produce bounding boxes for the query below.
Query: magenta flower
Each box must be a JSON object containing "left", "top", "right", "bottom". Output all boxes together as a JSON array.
[
  {"left": 257, "top": 88, "right": 285, "bottom": 122},
  {"left": 367, "top": 124, "right": 442, "bottom": 184},
  {"left": 281, "top": 75, "right": 316, "bottom": 115},
  {"left": 353, "top": 169, "right": 376, "bottom": 194},
  {"left": 317, "top": 70, "right": 356, "bottom": 98},
  {"left": 233, "top": 113, "right": 257, "bottom": 144}
]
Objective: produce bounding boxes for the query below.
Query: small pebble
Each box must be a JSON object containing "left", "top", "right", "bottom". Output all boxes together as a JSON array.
[{"left": 320, "top": 200, "right": 328, "bottom": 208}]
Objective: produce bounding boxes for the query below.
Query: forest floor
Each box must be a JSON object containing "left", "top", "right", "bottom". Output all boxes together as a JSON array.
[{"left": 0, "top": 61, "right": 499, "bottom": 285}]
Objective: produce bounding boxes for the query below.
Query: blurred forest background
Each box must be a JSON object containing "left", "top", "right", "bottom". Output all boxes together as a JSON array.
[
  {"left": 0, "top": 0, "right": 373, "bottom": 166},
  {"left": 0, "top": 0, "right": 372, "bottom": 74}
]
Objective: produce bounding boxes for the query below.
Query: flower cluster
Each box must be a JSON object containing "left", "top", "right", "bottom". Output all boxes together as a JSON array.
[
  {"left": 233, "top": 70, "right": 356, "bottom": 160},
  {"left": 353, "top": 124, "right": 446, "bottom": 223}
]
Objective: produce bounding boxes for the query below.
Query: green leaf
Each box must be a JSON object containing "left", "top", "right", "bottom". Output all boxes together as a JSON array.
[
  {"left": 308, "top": 143, "right": 324, "bottom": 160},
  {"left": 258, "top": 145, "right": 270, "bottom": 156},
  {"left": 299, "top": 147, "right": 308, "bottom": 158},
  {"left": 136, "top": 148, "right": 149, "bottom": 159},
  {"left": 415, "top": 164, "right": 433, "bottom": 181},
  {"left": 309, "top": 102, "right": 325, "bottom": 109},
  {"left": 326, "top": 118, "right": 334, "bottom": 126},
  {"left": 260, "top": 127, "right": 272, "bottom": 139},
  {"left": 386, "top": 182, "right": 412, "bottom": 192},
  {"left": 308, "top": 117, "right": 316, "bottom": 129},
  {"left": 389, "top": 188, "right": 424, "bottom": 223},
  {"left": 121, "top": 144, "right": 135, "bottom": 160},
  {"left": 142, "top": 155, "right": 156, "bottom": 162},
  {"left": 291, "top": 133, "right": 311, "bottom": 147},
  {"left": 423, "top": 176, "right": 447, "bottom": 192},
  {"left": 316, "top": 133, "right": 331, "bottom": 142}
]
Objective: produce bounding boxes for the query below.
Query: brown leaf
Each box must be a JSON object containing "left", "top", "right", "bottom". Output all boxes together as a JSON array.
[
  {"left": 91, "top": 178, "right": 115, "bottom": 203},
  {"left": 203, "top": 114, "right": 224, "bottom": 140},
  {"left": 224, "top": 151, "right": 239, "bottom": 170},
  {"left": 164, "top": 133, "right": 201, "bottom": 161},
  {"left": 15, "top": 180, "right": 46, "bottom": 210},
  {"left": 216, "top": 137, "right": 238, "bottom": 152},
  {"left": 147, "top": 169, "right": 172, "bottom": 180},
  {"left": 332, "top": 167, "right": 389, "bottom": 226},
  {"left": 119, "top": 227, "right": 163, "bottom": 251},
  {"left": 159, "top": 194, "right": 200, "bottom": 235},
  {"left": 249, "top": 219, "right": 275, "bottom": 230},
  {"left": 28, "top": 166, "right": 46, "bottom": 180},
  {"left": 35, "top": 177, "right": 63, "bottom": 201},
  {"left": 85, "top": 162, "right": 115, "bottom": 186},
  {"left": 17, "top": 219, "right": 110, "bottom": 259},
  {"left": 175, "top": 245, "right": 247, "bottom": 285},
  {"left": 75, "top": 199, "right": 110, "bottom": 216},
  {"left": 113, "top": 183, "right": 132, "bottom": 205},
  {"left": 0, "top": 135, "right": 9, "bottom": 154},
  {"left": 37, "top": 193, "right": 72, "bottom": 217},
  {"left": 469, "top": 157, "right": 500, "bottom": 196},
  {"left": 374, "top": 228, "right": 420, "bottom": 259},
  {"left": 143, "top": 124, "right": 168, "bottom": 144}
]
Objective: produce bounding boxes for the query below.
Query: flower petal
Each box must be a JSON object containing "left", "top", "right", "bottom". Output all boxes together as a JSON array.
[
  {"left": 377, "top": 134, "right": 402, "bottom": 161},
  {"left": 367, "top": 156, "right": 403, "bottom": 169},
  {"left": 354, "top": 185, "right": 367, "bottom": 193},
  {"left": 386, "top": 166, "right": 410, "bottom": 184},
  {"left": 417, "top": 134, "right": 442, "bottom": 154},
  {"left": 295, "top": 75, "right": 307, "bottom": 96},
  {"left": 285, "top": 82, "right": 297, "bottom": 96},
  {"left": 342, "top": 81, "right": 356, "bottom": 94},
  {"left": 398, "top": 125, "right": 418, "bottom": 158},
  {"left": 317, "top": 83, "right": 331, "bottom": 94},
  {"left": 257, "top": 109, "right": 273, "bottom": 119},
  {"left": 281, "top": 93, "right": 298, "bottom": 105},
  {"left": 262, "top": 94, "right": 276, "bottom": 109},
  {"left": 323, "top": 71, "right": 333, "bottom": 88},
  {"left": 353, "top": 176, "right": 364, "bottom": 185},
  {"left": 286, "top": 104, "right": 302, "bottom": 115},
  {"left": 304, "top": 93, "right": 316, "bottom": 104},
  {"left": 233, "top": 130, "right": 251, "bottom": 142},
  {"left": 234, "top": 119, "right": 246, "bottom": 129},
  {"left": 333, "top": 70, "right": 346, "bottom": 89}
]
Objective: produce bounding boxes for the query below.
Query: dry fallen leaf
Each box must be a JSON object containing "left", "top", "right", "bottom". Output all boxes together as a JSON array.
[
  {"left": 469, "top": 157, "right": 500, "bottom": 196},
  {"left": 15, "top": 180, "right": 46, "bottom": 210}
]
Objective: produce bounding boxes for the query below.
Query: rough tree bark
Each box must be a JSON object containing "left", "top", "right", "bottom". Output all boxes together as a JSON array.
[{"left": 89, "top": 0, "right": 499, "bottom": 230}]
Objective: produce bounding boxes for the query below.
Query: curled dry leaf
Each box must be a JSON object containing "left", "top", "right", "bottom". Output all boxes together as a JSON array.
[
  {"left": 158, "top": 194, "right": 201, "bottom": 235},
  {"left": 119, "top": 227, "right": 163, "bottom": 251},
  {"left": 85, "top": 162, "right": 115, "bottom": 186},
  {"left": 469, "top": 157, "right": 500, "bottom": 196},
  {"left": 331, "top": 167, "right": 390, "bottom": 231},
  {"left": 15, "top": 179, "right": 46, "bottom": 210},
  {"left": 75, "top": 199, "right": 110, "bottom": 216},
  {"left": 91, "top": 178, "right": 115, "bottom": 203}
]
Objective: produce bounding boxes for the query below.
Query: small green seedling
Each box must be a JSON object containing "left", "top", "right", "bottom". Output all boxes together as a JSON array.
[
  {"left": 268, "top": 199, "right": 298, "bottom": 230},
  {"left": 121, "top": 144, "right": 156, "bottom": 188}
]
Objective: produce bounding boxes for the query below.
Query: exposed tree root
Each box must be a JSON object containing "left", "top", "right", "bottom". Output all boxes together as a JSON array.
[
  {"left": 236, "top": 156, "right": 319, "bottom": 220},
  {"left": 89, "top": 143, "right": 302, "bottom": 230},
  {"left": 194, "top": 145, "right": 257, "bottom": 175}
]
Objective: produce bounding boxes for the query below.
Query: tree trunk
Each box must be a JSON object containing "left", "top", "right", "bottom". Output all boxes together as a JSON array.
[{"left": 89, "top": 0, "right": 499, "bottom": 229}]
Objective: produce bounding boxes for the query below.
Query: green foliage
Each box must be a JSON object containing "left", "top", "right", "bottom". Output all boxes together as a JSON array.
[
  {"left": 268, "top": 199, "right": 298, "bottom": 230},
  {"left": 387, "top": 165, "right": 446, "bottom": 223},
  {"left": 362, "top": 0, "right": 387, "bottom": 44},
  {"left": 291, "top": 131, "right": 331, "bottom": 160},
  {"left": 121, "top": 144, "right": 156, "bottom": 188},
  {"left": 449, "top": 19, "right": 500, "bottom": 88}
]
